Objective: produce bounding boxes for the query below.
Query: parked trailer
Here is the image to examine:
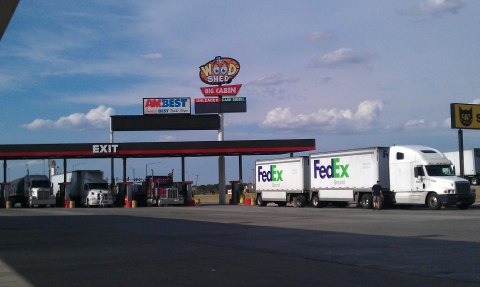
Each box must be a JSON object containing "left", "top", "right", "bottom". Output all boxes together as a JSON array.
[
  {"left": 255, "top": 156, "right": 310, "bottom": 207},
  {"left": 51, "top": 170, "right": 113, "bottom": 207},
  {"left": 310, "top": 147, "right": 391, "bottom": 208},
  {"left": 255, "top": 145, "right": 476, "bottom": 209},
  {"left": 6, "top": 174, "right": 55, "bottom": 207},
  {"left": 444, "top": 149, "right": 480, "bottom": 185}
]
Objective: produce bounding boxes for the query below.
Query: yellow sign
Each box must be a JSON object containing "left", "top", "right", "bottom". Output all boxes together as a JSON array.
[{"left": 450, "top": 103, "right": 480, "bottom": 129}]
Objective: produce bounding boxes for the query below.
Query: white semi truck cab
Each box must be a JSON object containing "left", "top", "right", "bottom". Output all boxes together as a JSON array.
[
  {"left": 389, "top": 146, "right": 475, "bottom": 209},
  {"left": 28, "top": 178, "right": 56, "bottom": 207},
  {"left": 84, "top": 182, "right": 113, "bottom": 207}
]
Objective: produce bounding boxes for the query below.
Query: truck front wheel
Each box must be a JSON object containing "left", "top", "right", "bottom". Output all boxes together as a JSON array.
[
  {"left": 360, "top": 194, "right": 373, "bottom": 209},
  {"left": 426, "top": 193, "right": 442, "bottom": 210}
]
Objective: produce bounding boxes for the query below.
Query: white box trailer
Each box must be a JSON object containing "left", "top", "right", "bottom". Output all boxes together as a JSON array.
[
  {"left": 255, "top": 156, "right": 310, "bottom": 207},
  {"left": 444, "top": 149, "right": 480, "bottom": 185},
  {"left": 309, "top": 147, "right": 390, "bottom": 208}
]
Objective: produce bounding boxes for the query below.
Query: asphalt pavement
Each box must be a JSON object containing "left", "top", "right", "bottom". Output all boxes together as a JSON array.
[{"left": 1, "top": 204, "right": 480, "bottom": 287}]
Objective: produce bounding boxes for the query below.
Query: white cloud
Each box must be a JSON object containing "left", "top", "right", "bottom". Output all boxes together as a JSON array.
[
  {"left": 419, "top": 0, "right": 465, "bottom": 15},
  {"left": 23, "top": 105, "right": 115, "bottom": 130},
  {"left": 0, "top": 73, "right": 15, "bottom": 90},
  {"left": 142, "top": 53, "right": 163, "bottom": 60},
  {"left": 310, "top": 48, "right": 373, "bottom": 68},
  {"left": 404, "top": 118, "right": 438, "bottom": 130},
  {"left": 247, "top": 74, "right": 299, "bottom": 86},
  {"left": 443, "top": 117, "right": 451, "bottom": 128},
  {"left": 261, "top": 100, "right": 383, "bottom": 133},
  {"left": 308, "top": 31, "right": 331, "bottom": 41}
]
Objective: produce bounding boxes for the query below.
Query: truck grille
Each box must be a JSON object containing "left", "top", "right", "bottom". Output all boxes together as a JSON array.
[
  {"left": 165, "top": 188, "right": 178, "bottom": 199},
  {"left": 455, "top": 182, "right": 470, "bottom": 195},
  {"left": 37, "top": 190, "right": 51, "bottom": 200}
]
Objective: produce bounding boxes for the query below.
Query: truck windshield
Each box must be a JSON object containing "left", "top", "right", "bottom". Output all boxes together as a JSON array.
[
  {"left": 425, "top": 165, "right": 455, "bottom": 176},
  {"left": 31, "top": 180, "right": 51, "bottom": 188},
  {"left": 86, "top": 183, "right": 109, "bottom": 190}
]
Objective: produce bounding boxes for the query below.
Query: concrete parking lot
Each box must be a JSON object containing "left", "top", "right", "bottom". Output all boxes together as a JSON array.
[{"left": 1, "top": 204, "right": 480, "bottom": 287}]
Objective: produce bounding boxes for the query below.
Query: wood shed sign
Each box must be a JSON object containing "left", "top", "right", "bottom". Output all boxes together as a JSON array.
[{"left": 199, "top": 56, "right": 240, "bottom": 85}]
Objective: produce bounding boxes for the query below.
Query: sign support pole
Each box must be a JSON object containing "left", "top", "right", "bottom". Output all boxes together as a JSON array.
[
  {"left": 110, "top": 119, "right": 115, "bottom": 190},
  {"left": 458, "top": 129, "right": 464, "bottom": 178},
  {"left": 1, "top": 160, "right": 6, "bottom": 207},
  {"left": 218, "top": 109, "right": 226, "bottom": 205},
  {"left": 63, "top": 158, "right": 67, "bottom": 206}
]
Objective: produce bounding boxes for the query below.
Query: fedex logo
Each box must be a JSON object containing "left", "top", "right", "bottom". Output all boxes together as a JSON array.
[
  {"left": 257, "top": 165, "right": 283, "bottom": 182},
  {"left": 313, "top": 158, "right": 349, "bottom": 179}
]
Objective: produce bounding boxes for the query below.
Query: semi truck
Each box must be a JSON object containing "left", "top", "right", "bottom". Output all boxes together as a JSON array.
[
  {"left": 444, "top": 149, "right": 480, "bottom": 185},
  {"left": 51, "top": 170, "right": 113, "bottom": 207},
  {"left": 6, "top": 174, "right": 55, "bottom": 207},
  {"left": 143, "top": 175, "right": 184, "bottom": 206},
  {"left": 255, "top": 145, "right": 476, "bottom": 209}
]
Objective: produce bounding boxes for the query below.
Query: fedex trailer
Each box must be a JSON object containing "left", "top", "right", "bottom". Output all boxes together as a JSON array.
[
  {"left": 310, "top": 147, "right": 391, "bottom": 208},
  {"left": 255, "top": 156, "right": 310, "bottom": 207}
]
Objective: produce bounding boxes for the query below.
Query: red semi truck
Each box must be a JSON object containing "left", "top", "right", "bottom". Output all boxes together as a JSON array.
[{"left": 144, "top": 175, "right": 184, "bottom": 206}]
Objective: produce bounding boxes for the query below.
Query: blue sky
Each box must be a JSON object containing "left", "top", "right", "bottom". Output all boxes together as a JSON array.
[{"left": 1, "top": 0, "right": 480, "bottom": 184}]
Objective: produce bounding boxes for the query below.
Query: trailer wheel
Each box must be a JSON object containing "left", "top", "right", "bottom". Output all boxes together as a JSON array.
[
  {"left": 311, "top": 195, "right": 327, "bottom": 208},
  {"left": 293, "top": 195, "right": 307, "bottom": 208},
  {"left": 471, "top": 177, "right": 478, "bottom": 185},
  {"left": 426, "top": 193, "right": 441, "bottom": 210},
  {"left": 360, "top": 194, "right": 373, "bottom": 209},
  {"left": 311, "top": 195, "right": 320, "bottom": 208},
  {"left": 256, "top": 194, "right": 267, "bottom": 207}
]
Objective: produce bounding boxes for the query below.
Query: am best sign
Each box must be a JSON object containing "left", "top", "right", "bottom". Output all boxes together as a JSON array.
[{"left": 143, "top": 98, "right": 191, "bottom": 115}]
